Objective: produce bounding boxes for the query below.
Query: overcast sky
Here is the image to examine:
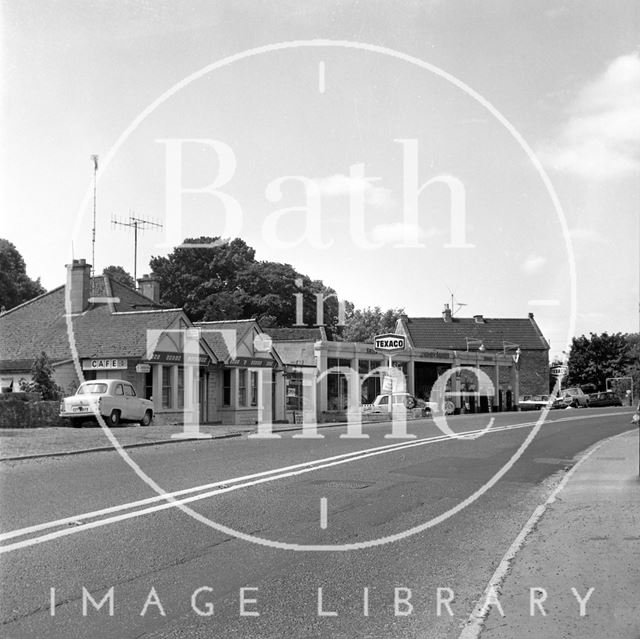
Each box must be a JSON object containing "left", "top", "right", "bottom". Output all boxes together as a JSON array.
[{"left": 2, "top": 1, "right": 639, "bottom": 357}]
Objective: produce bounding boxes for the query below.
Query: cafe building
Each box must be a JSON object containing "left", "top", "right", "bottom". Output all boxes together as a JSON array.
[{"left": 0, "top": 260, "right": 286, "bottom": 426}]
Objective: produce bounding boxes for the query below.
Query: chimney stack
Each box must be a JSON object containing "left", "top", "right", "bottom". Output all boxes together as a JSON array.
[
  {"left": 137, "top": 274, "right": 160, "bottom": 304},
  {"left": 442, "top": 304, "right": 452, "bottom": 322},
  {"left": 66, "top": 259, "right": 91, "bottom": 314},
  {"left": 474, "top": 314, "right": 485, "bottom": 324}
]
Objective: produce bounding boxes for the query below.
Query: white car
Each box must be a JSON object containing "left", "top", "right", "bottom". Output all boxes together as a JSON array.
[{"left": 60, "top": 379, "right": 153, "bottom": 427}]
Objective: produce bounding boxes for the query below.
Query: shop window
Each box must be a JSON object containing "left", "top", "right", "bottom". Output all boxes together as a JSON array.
[
  {"left": 238, "top": 369, "right": 247, "bottom": 407},
  {"left": 223, "top": 369, "right": 231, "bottom": 406},
  {"left": 162, "top": 366, "right": 172, "bottom": 409},
  {"left": 144, "top": 371, "right": 153, "bottom": 400},
  {"left": 250, "top": 371, "right": 258, "bottom": 407},
  {"left": 360, "top": 375, "right": 381, "bottom": 404},
  {"left": 177, "top": 367, "right": 184, "bottom": 409},
  {"left": 286, "top": 372, "right": 303, "bottom": 411}
]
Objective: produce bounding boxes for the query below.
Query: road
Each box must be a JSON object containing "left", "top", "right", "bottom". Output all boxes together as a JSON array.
[{"left": 0, "top": 408, "right": 634, "bottom": 638}]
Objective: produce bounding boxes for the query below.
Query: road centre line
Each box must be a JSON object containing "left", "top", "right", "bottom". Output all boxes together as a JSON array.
[{"left": 0, "top": 412, "right": 623, "bottom": 554}]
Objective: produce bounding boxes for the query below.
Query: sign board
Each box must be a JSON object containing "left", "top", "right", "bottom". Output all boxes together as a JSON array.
[
  {"left": 136, "top": 363, "right": 151, "bottom": 374},
  {"left": 373, "top": 333, "right": 406, "bottom": 354},
  {"left": 147, "top": 351, "right": 210, "bottom": 367},
  {"left": 382, "top": 375, "right": 394, "bottom": 392},
  {"left": 82, "top": 358, "right": 127, "bottom": 371},
  {"left": 551, "top": 365, "right": 569, "bottom": 378},
  {"left": 227, "top": 357, "right": 276, "bottom": 368}
]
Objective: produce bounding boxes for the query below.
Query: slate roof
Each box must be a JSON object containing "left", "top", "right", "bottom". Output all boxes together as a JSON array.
[
  {"left": 267, "top": 326, "right": 328, "bottom": 341},
  {"left": 195, "top": 319, "right": 285, "bottom": 367},
  {"left": 399, "top": 315, "right": 549, "bottom": 351},
  {"left": 0, "top": 275, "right": 195, "bottom": 366}
]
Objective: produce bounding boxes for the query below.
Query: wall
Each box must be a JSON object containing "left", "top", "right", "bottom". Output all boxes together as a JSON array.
[
  {"left": 0, "top": 394, "right": 62, "bottom": 428},
  {"left": 518, "top": 350, "right": 549, "bottom": 396}
]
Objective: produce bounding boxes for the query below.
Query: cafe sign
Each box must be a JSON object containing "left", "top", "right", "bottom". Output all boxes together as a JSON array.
[{"left": 82, "top": 358, "right": 128, "bottom": 371}]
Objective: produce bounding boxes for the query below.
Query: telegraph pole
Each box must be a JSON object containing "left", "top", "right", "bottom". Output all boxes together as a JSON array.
[{"left": 111, "top": 215, "right": 163, "bottom": 283}]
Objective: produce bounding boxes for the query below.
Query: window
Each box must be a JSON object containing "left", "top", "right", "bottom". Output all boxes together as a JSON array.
[
  {"left": 144, "top": 371, "right": 153, "bottom": 400},
  {"left": 177, "top": 367, "right": 184, "bottom": 409},
  {"left": 238, "top": 369, "right": 247, "bottom": 407},
  {"left": 77, "top": 383, "right": 107, "bottom": 395},
  {"left": 250, "top": 371, "right": 258, "bottom": 407},
  {"left": 327, "top": 358, "right": 350, "bottom": 411},
  {"left": 223, "top": 369, "right": 231, "bottom": 406},
  {"left": 162, "top": 366, "right": 172, "bottom": 408},
  {"left": 114, "top": 384, "right": 124, "bottom": 396},
  {"left": 123, "top": 384, "right": 135, "bottom": 397}
]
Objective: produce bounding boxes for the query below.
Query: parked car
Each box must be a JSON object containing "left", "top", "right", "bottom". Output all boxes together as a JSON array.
[
  {"left": 519, "top": 394, "right": 552, "bottom": 410},
  {"left": 365, "top": 392, "right": 419, "bottom": 413},
  {"left": 551, "top": 387, "right": 589, "bottom": 409},
  {"left": 60, "top": 379, "right": 153, "bottom": 427},
  {"left": 587, "top": 391, "right": 622, "bottom": 407}
]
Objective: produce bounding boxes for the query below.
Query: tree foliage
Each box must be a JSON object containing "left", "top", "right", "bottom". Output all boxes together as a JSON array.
[
  {"left": 103, "top": 265, "right": 135, "bottom": 289},
  {"left": 566, "top": 332, "right": 632, "bottom": 391},
  {"left": 340, "top": 306, "right": 405, "bottom": 343},
  {"left": 0, "top": 239, "right": 45, "bottom": 311},
  {"left": 149, "top": 237, "right": 340, "bottom": 326},
  {"left": 19, "top": 351, "right": 63, "bottom": 400}
]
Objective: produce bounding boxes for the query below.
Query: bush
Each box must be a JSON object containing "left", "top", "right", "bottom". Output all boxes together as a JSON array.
[{"left": 19, "top": 352, "right": 63, "bottom": 401}]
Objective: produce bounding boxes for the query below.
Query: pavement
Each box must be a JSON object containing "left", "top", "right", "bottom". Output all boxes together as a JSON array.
[
  {"left": 0, "top": 420, "right": 352, "bottom": 461},
  {"left": 464, "top": 427, "right": 640, "bottom": 638}
]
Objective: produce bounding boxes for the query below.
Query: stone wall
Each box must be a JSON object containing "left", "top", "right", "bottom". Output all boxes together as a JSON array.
[{"left": 0, "top": 394, "right": 62, "bottom": 428}]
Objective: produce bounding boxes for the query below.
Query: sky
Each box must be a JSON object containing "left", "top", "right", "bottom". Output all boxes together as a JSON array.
[{"left": 2, "top": 0, "right": 639, "bottom": 358}]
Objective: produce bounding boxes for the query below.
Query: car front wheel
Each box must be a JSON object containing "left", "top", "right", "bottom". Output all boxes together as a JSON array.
[
  {"left": 108, "top": 410, "right": 121, "bottom": 426},
  {"left": 140, "top": 410, "right": 153, "bottom": 427}
]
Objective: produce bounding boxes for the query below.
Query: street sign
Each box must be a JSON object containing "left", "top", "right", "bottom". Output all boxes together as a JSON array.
[
  {"left": 551, "top": 365, "right": 568, "bottom": 378},
  {"left": 373, "top": 333, "right": 406, "bottom": 354}
]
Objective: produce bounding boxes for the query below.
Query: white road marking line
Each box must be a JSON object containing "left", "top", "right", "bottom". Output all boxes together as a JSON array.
[
  {"left": 1, "top": 412, "right": 625, "bottom": 554},
  {"left": 457, "top": 428, "right": 634, "bottom": 639},
  {"left": 320, "top": 497, "right": 328, "bottom": 529},
  {"left": 318, "top": 61, "right": 326, "bottom": 93}
]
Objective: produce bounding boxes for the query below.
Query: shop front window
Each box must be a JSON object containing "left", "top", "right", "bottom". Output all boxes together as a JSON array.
[
  {"left": 359, "top": 359, "right": 383, "bottom": 404},
  {"left": 144, "top": 371, "right": 153, "bottom": 400},
  {"left": 238, "top": 369, "right": 247, "bottom": 407},
  {"left": 162, "top": 366, "right": 172, "bottom": 409},
  {"left": 250, "top": 371, "right": 258, "bottom": 407},
  {"left": 177, "top": 367, "right": 184, "bottom": 409},
  {"left": 223, "top": 369, "right": 231, "bottom": 406},
  {"left": 327, "top": 358, "right": 351, "bottom": 411}
]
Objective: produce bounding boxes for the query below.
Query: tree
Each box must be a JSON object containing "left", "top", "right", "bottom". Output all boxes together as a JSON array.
[
  {"left": 149, "top": 237, "right": 342, "bottom": 326},
  {"left": 103, "top": 265, "right": 135, "bottom": 289},
  {"left": 0, "top": 239, "right": 45, "bottom": 311},
  {"left": 566, "top": 332, "right": 632, "bottom": 391},
  {"left": 340, "top": 306, "right": 404, "bottom": 343},
  {"left": 150, "top": 237, "right": 256, "bottom": 321},
  {"left": 19, "top": 351, "right": 63, "bottom": 400}
]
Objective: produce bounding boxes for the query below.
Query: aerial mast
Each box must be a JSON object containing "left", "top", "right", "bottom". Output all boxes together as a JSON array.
[
  {"left": 111, "top": 214, "right": 163, "bottom": 283},
  {"left": 90, "top": 154, "right": 99, "bottom": 294}
]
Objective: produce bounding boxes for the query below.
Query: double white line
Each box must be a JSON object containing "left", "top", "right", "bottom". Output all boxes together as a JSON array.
[{"left": 0, "top": 413, "right": 613, "bottom": 554}]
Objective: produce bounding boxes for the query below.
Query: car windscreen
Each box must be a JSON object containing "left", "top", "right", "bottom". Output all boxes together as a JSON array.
[{"left": 77, "top": 383, "right": 108, "bottom": 394}]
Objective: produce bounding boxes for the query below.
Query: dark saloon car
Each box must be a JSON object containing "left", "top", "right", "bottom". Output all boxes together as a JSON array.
[{"left": 587, "top": 391, "right": 622, "bottom": 407}]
